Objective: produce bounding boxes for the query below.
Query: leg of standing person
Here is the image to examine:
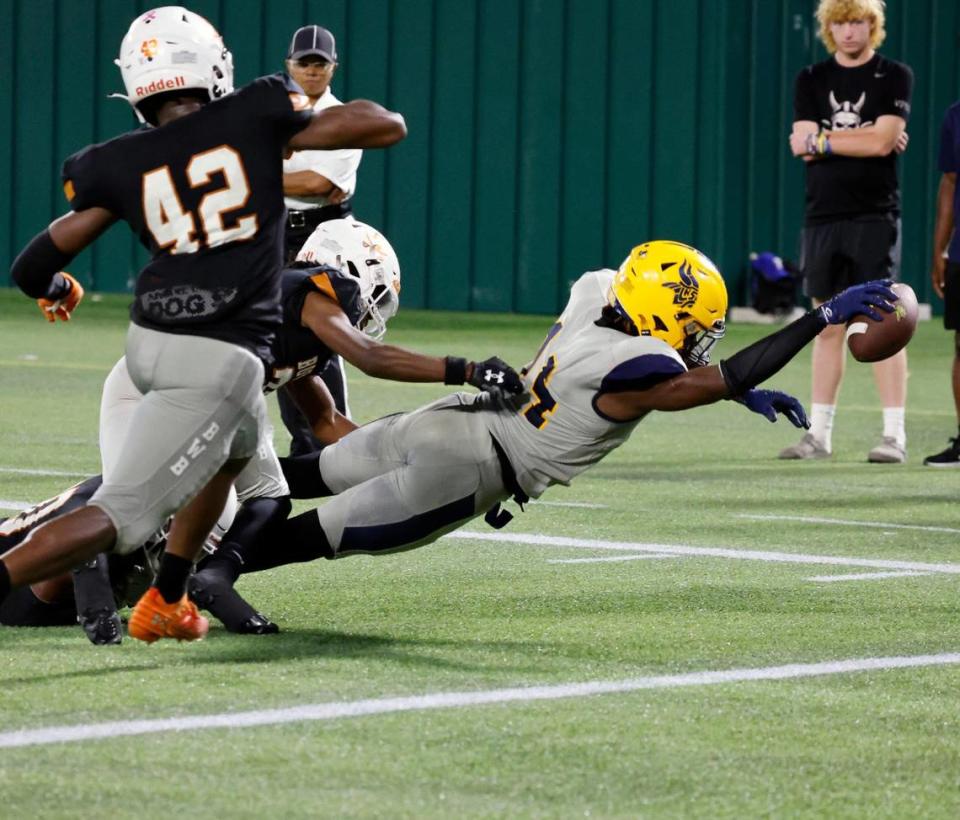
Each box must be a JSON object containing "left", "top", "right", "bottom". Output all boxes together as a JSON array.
[
  {"left": 863, "top": 216, "right": 907, "bottom": 463},
  {"left": 925, "top": 261, "right": 960, "bottom": 466},
  {"left": 780, "top": 223, "right": 841, "bottom": 459}
]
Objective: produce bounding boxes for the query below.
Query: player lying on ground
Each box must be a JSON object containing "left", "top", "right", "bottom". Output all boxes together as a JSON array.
[
  {"left": 187, "top": 240, "right": 897, "bottom": 619},
  {"left": 0, "top": 477, "right": 236, "bottom": 643},
  {"left": 0, "top": 6, "right": 408, "bottom": 643}
]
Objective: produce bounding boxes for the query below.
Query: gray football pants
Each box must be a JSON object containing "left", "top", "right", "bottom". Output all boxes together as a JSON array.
[
  {"left": 90, "top": 324, "right": 266, "bottom": 554},
  {"left": 316, "top": 394, "right": 510, "bottom": 556}
]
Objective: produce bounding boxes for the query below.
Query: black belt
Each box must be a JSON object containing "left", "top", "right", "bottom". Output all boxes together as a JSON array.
[
  {"left": 286, "top": 199, "right": 353, "bottom": 230},
  {"left": 485, "top": 435, "right": 529, "bottom": 530}
]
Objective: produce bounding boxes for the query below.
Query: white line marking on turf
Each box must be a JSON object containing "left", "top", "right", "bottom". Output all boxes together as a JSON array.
[
  {"left": 0, "top": 467, "right": 88, "bottom": 478},
  {"left": 808, "top": 571, "right": 935, "bottom": 583},
  {"left": 547, "top": 554, "right": 679, "bottom": 564},
  {"left": 2, "top": 652, "right": 958, "bottom": 749},
  {"left": 736, "top": 513, "right": 960, "bottom": 535},
  {"left": 443, "top": 530, "right": 960, "bottom": 575},
  {"left": 532, "top": 501, "right": 609, "bottom": 509},
  {"left": 0, "top": 500, "right": 31, "bottom": 511}
]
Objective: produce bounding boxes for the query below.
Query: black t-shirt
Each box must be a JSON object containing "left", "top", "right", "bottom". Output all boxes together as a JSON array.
[
  {"left": 62, "top": 74, "right": 313, "bottom": 361},
  {"left": 794, "top": 54, "right": 913, "bottom": 225},
  {"left": 264, "top": 263, "right": 365, "bottom": 392}
]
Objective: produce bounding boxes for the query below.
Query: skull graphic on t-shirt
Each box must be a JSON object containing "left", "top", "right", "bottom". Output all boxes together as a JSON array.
[{"left": 823, "top": 91, "right": 873, "bottom": 130}]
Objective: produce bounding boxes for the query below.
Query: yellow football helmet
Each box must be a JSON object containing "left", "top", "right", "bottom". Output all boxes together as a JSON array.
[{"left": 609, "top": 240, "right": 728, "bottom": 366}]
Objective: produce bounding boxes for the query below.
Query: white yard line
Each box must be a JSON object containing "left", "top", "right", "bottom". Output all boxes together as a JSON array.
[
  {"left": 808, "top": 571, "right": 935, "bottom": 583},
  {"left": 443, "top": 530, "right": 960, "bottom": 575},
  {"left": 0, "top": 500, "right": 31, "bottom": 511},
  {"left": 0, "top": 467, "right": 88, "bottom": 478},
  {"left": 2, "top": 652, "right": 958, "bottom": 749},
  {"left": 547, "top": 554, "right": 679, "bottom": 564},
  {"left": 531, "top": 501, "right": 608, "bottom": 509},
  {"left": 736, "top": 513, "right": 960, "bottom": 535}
]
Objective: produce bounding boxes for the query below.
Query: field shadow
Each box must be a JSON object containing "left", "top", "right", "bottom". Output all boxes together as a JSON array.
[
  {"left": 2, "top": 661, "right": 164, "bottom": 686},
  {"left": 0, "top": 628, "right": 549, "bottom": 686},
  {"left": 192, "top": 627, "right": 549, "bottom": 674}
]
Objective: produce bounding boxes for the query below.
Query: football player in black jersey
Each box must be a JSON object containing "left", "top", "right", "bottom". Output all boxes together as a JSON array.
[
  {"left": 0, "top": 479, "right": 112, "bottom": 638},
  {"left": 3, "top": 6, "right": 406, "bottom": 643}
]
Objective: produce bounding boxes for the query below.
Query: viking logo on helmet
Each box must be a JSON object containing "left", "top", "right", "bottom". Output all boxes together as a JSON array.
[{"left": 662, "top": 262, "right": 699, "bottom": 308}]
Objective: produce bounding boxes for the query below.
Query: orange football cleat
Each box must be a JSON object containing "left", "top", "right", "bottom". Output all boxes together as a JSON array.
[{"left": 128, "top": 587, "right": 210, "bottom": 644}]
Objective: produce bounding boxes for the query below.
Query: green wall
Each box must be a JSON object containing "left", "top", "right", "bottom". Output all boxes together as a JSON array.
[{"left": 1, "top": 0, "right": 958, "bottom": 312}]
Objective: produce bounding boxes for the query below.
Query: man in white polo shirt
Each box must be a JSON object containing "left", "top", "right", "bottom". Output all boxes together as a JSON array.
[{"left": 282, "top": 24, "right": 363, "bottom": 452}]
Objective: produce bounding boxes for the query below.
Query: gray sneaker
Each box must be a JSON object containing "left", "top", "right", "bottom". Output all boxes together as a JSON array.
[
  {"left": 778, "top": 433, "right": 831, "bottom": 460},
  {"left": 868, "top": 437, "right": 906, "bottom": 464}
]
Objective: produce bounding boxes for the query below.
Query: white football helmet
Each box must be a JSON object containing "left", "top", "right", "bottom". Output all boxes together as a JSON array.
[
  {"left": 297, "top": 218, "right": 401, "bottom": 340},
  {"left": 114, "top": 6, "right": 234, "bottom": 123}
]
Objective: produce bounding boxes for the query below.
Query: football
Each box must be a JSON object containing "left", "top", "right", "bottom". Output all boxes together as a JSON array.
[{"left": 845, "top": 282, "right": 919, "bottom": 363}]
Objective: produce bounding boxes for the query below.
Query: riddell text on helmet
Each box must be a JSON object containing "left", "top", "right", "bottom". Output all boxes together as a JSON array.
[{"left": 135, "top": 76, "right": 187, "bottom": 96}]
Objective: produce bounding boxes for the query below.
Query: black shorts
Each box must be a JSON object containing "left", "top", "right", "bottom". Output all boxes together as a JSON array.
[
  {"left": 800, "top": 214, "right": 901, "bottom": 301},
  {"left": 943, "top": 260, "right": 960, "bottom": 330}
]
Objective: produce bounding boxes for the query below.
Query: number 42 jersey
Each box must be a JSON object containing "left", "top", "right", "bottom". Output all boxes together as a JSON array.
[
  {"left": 478, "top": 269, "right": 689, "bottom": 499},
  {"left": 62, "top": 74, "right": 312, "bottom": 362}
]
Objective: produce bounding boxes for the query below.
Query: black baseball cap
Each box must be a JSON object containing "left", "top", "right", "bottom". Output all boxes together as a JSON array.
[{"left": 287, "top": 25, "right": 337, "bottom": 62}]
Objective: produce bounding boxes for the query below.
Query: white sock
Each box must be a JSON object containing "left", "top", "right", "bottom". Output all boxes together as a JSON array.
[
  {"left": 809, "top": 403, "right": 836, "bottom": 450},
  {"left": 882, "top": 407, "right": 906, "bottom": 448}
]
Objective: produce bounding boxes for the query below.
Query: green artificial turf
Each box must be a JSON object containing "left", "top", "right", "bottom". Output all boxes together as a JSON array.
[{"left": 1, "top": 289, "right": 959, "bottom": 818}]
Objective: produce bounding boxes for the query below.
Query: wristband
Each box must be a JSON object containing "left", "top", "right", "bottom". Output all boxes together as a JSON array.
[
  {"left": 444, "top": 356, "right": 468, "bottom": 385},
  {"left": 10, "top": 229, "right": 77, "bottom": 298},
  {"left": 805, "top": 131, "right": 832, "bottom": 157}
]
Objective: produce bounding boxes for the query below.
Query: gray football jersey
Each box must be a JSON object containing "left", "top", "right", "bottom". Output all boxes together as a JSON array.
[{"left": 479, "top": 269, "right": 687, "bottom": 498}]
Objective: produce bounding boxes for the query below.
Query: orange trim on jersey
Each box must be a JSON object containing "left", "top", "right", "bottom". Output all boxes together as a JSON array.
[
  {"left": 63, "top": 179, "right": 75, "bottom": 202},
  {"left": 309, "top": 272, "right": 340, "bottom": 304},
  {"left": 142, "top": 164, "right": 199, "bottom": 253},
  {"left": 188, "top": 144, "right": 258, "bottom": 247}
]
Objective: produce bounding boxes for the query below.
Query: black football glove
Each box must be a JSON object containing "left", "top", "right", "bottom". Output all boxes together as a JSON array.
[{"left": 467, "top": 357, "right": 524, "bottom": 395}]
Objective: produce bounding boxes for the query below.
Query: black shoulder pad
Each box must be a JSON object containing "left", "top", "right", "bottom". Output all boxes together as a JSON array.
[{"left": 280, "top": 264, "right": 364, "bottom": 327}]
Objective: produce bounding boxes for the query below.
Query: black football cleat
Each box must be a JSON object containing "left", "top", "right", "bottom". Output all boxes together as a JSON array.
[
  {"left": 237, "top": 613, "right": 280, "bottom": 635},
  {"left": 78, "top": 607, "right": 123, "bottom": 645},
  {"left": 188, "top": 570, "right": 279, "bottom": 635}
]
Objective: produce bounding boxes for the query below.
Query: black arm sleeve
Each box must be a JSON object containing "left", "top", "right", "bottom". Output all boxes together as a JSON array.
[
  {"left": 10, "top": 230, "right": 76, "bottom": 298},
  {"left": 720, "top": 310, "right": 826, "bottom": 396}
]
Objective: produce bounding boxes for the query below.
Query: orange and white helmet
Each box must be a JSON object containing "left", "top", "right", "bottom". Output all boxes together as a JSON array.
[
  {"left": 115, "top": 7, "right": 233, "bottom": 123},
  {"left": 297, "top": 218, "right": 402, "bottom": 340}
]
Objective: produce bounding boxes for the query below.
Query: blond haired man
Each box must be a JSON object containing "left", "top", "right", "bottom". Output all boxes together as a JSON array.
[{"left": 780, "top": 0, "right": 913, "bottom": 463}]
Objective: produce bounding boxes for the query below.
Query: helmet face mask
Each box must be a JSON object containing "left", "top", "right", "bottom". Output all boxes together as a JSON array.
[
  {"left": 678, "top": 317, "right": 725, "bottom": 368},
  {"left": 296, "top": 218, "right": 402, "bottom": 340},
  {"left": 115, "top": 6, "right": 234, "bottom": 124},
  {"left": 609, "top": 240, "right": 728, "bottom": 367}
]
